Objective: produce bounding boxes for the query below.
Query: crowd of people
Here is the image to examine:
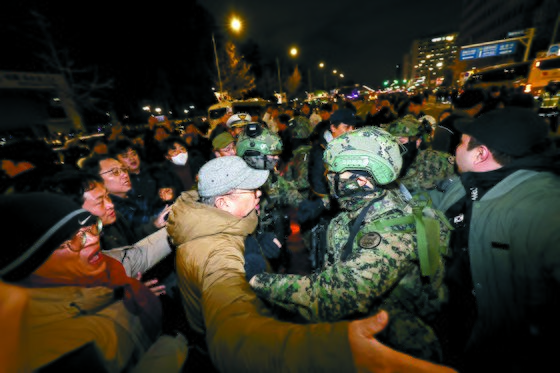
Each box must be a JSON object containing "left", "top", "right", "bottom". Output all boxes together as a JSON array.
[{"left": 1, "top": 84, "right": 559, "bottom": 373}]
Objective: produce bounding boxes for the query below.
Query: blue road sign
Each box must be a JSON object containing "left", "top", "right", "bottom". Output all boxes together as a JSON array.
[{"left": 460, "top": 41, "right": 517, "bottom": 61}]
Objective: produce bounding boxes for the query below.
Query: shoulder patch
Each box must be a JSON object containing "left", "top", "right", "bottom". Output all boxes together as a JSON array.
[
  {"left": 358, "top": 232, "right": 382, "bottom": 249},
  {"left": 448, "top": 156, "right": 455, "bottom": 165}
]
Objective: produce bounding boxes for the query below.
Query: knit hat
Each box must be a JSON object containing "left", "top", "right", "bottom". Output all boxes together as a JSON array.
[
  {"left": 197, "top": 156, "right": 269, "bottom": 197},
  {"left": 455, "top": 107, "right": 550, "bottom": 157},
  {"left": 212, "top": 132, "right": 235, "bottom": 151},
  {"left": 0, "top": 192, "right": 92, "bottom": 282},
  {"left": 330, "top": 108, "right": 357, "bottom": 126}
]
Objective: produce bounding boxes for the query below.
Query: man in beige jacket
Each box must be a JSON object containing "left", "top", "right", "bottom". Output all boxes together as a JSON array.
[{"left": 167, "top": 155, "right": 456, "bottom": 373}]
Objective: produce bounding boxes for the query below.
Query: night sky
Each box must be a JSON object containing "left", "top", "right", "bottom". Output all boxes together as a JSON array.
[
  {"left": 201, "top": 0, "right": 463, "bottom": 85},
  {"left": 0, "top": 0, "right": 463, "bottom": 119}
]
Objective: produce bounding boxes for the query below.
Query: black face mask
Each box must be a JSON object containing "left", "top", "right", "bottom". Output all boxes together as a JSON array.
[{"left": 400, "top": 141, "right": 418, "bottom": 177}]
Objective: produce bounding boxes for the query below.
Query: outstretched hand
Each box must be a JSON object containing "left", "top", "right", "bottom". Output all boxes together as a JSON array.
[
  {"left": 349, "top": 310, "right": 457, "bottom": 373},
  {"left": 136, "top": 272, "right": 166, "bottom": 297},
  {"left": 154, "top": 204, "right": 173, "bottom": 229}
]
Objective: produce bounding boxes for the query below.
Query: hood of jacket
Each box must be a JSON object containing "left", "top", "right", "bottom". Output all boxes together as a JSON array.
[{"left": 167, "top": 190, "right": 258, "bottom": 250}]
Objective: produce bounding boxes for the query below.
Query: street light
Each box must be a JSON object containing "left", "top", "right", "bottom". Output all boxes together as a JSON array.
[
  {"left": 333, "top": 70, "right": 340, "bottom": 89},
  {"left": 230, "top": 16, "right": 242, "bottom": 33},
  {"left": 276, "top": 46, "right": 299, "bottom": 103},
  {"left": 212, "top": 15, "right": 243, "bottom": 96},
  {"left": 319, "top": 62, "right": 326, "bottom": 90},
  {"left": 212, "top": 33, "right": 222, "bottom": 94}
]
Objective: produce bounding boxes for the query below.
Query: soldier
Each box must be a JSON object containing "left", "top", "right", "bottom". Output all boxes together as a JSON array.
[
  {"left": 282, "top": 113, "right": 313, "bottom": 194},
  {"left": 237, "top": 122, "right": 306, "bottom": 272},
  {"left": 386, "top": 114, "right": 457, "bottom": 197},
  {"left": 249, "top": 127, "right": 452, "bottom": 362}
]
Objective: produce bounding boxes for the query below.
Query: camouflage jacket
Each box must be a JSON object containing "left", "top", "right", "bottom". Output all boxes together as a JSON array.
[
  {"left": 261, "top": 172, "right": 305, "bottom": 210},
  {"left": 282, "top": 145, "right": 311, "bottom": 192},
  {"left": 250, "top": 187, "right": 449, "bottom": 361},
  {"left": 400, "top": 149, "right": 456, "bottom": 195}
]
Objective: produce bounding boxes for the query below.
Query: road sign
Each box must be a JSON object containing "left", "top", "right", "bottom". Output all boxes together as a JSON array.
[
  {"left": 548, "top": 44, "right": 560, "bottom": 56},
  {"left": 460, "top": 41, "right": 517, "bottom": 61}
]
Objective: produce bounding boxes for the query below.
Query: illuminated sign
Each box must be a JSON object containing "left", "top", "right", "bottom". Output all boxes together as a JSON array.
[{"left": 460, "top": 41, "right": 517, "bottom": 61}]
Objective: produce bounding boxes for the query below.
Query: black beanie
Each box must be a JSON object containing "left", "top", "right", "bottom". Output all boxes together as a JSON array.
[
  {"left": 0, "top": 192, "right": 92, "bottom": 282},
  {"left": 456, "top": 107, "right": 550, "bottom": 157}
]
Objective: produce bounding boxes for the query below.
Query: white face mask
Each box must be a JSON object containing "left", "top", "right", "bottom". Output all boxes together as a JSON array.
[{"left": 171, "top": 152, "right": 188, "bottom": 166}]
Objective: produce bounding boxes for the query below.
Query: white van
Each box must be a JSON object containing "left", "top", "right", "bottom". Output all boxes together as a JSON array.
[{"left": 525, "top": 55, "right": 560, "bottom": 97}]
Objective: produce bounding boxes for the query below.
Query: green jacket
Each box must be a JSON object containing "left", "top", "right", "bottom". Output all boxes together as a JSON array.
[
  {"left": 167, "top": 190, "right": 355, "bottom": 373},
  {"left": 430, "top": 170, "right": 560, "bottom": 368}
]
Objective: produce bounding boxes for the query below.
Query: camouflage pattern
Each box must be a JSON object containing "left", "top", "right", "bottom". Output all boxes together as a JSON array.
[
  {"left": 236, "top": 124, "right": 283, "bottom": 156},
  {"left": 385, "top": 114, "right": 423, "bottom": 137},
  {"left": 262, "top": 172, "right": 305, "bottom": 209},
  {"left": 257, "top": 172, "right": 305, "bottom": 271},
  {"left": 282, "top": 145, "right": 311, "bottom": 192},
  {"left": 288, "top": 116, "right": 312, "bottom": 139},
  {"left": 250, "top": 187, "right": 448, "bottom": 361},
  {"left": 323, "top": 126, "right": 402, "bottom": 185},
  {"left": 400, "top": 149, "right": 457, "bottom": 194}
]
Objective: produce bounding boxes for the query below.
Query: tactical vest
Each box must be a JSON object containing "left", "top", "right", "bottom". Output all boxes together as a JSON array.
[{"left": 344, "top": 193, "right": 452, "bottom": 278}]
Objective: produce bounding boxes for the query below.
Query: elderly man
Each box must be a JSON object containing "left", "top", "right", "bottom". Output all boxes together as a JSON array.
[
  {"left": 40, "top": 169, "right": 172, "bottom": 279},
  {"left": 0, "top": 192, "right": 187, "bottom": 372},
  {"left": 167, "top": 155, "right": 456, "bottom": 373}
]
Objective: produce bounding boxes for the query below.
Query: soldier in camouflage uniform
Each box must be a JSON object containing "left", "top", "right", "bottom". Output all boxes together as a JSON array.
[
  {"left": 282, "top": 114, "right": 313, "bottom": 194},
  {"left": 237, "top": 122, "right": 306, "bottom": 271},
  {"left": 386, "top": 114, "right": 457, "bottom": 196},
  {"left": 249, "top": 127, "right": 452, "bottom": 362}
]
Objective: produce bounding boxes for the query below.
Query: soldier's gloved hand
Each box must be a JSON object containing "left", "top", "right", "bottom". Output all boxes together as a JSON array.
[
  {"left": 244, "top": 235, "right": 261, "bottom": 256},
  {"left": 257, "top": 232, "right": 281, "bottom": 259},
  {"left": 244, "top": 253, "right": 267, "bottom": 280},
  {"left": 297, "top": 199, "right": 325, "bottom": 224}
]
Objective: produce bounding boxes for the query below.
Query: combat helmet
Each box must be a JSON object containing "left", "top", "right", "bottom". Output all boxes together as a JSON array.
[
  {"left": 237, "top": 122, "right": 283, "bottom": 170},
  {"left": 288, "top": 116, "right": 312, "bottom": 139},
  {"left": 385, "top": 114, "right": 424, "bottom": 138},
  {"left": 323, "top": 127, "right": 402, "bottom": 185}
]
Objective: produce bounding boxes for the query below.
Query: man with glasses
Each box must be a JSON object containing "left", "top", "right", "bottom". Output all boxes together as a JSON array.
[
  {"left": 109, "top": 138, "right": 162, "bottom": 218},
  {"left": 0, "top": 192, "right": 188, "bottom": 372},
  {"left": 166, "top": 155, "right": 456, "bottom": 373},
  {"left": 40, "top": 169, "right": 172, "bottom": 279},
  {"left": 82, "top": 153, "right": 171, "bottom": 229}
]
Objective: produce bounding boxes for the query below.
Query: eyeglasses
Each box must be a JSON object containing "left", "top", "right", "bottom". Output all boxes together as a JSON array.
[
  {"left": 225, "top": 189, "right": 259, "bottom": 197},
  {"left": 61, "top": 218, "right": 103, "bottom": 252},
  {"left": 99, "top": 167, "right": 128, "bottom": 177}
]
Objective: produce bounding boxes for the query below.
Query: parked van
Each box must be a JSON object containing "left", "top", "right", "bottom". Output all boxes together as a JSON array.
[{"left": 525, "top": 55, "right": 560, "bottom": 97}]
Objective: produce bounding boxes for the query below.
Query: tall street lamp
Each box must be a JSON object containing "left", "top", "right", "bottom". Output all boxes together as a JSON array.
[
  {"left": 319, "top": 62, "right": 326, "bottom": 90},
  {"left": 276, "top": 46, "right": 298, "bottom": 103},
  {"left": 212, "top": 15, "right": 243, "bottom": 96},
  {"left": 212, "top": 33, "right": 222, "bottom": 94},
  {"left": 276, "top": 57, "right": 283, "bottom": 98}
]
